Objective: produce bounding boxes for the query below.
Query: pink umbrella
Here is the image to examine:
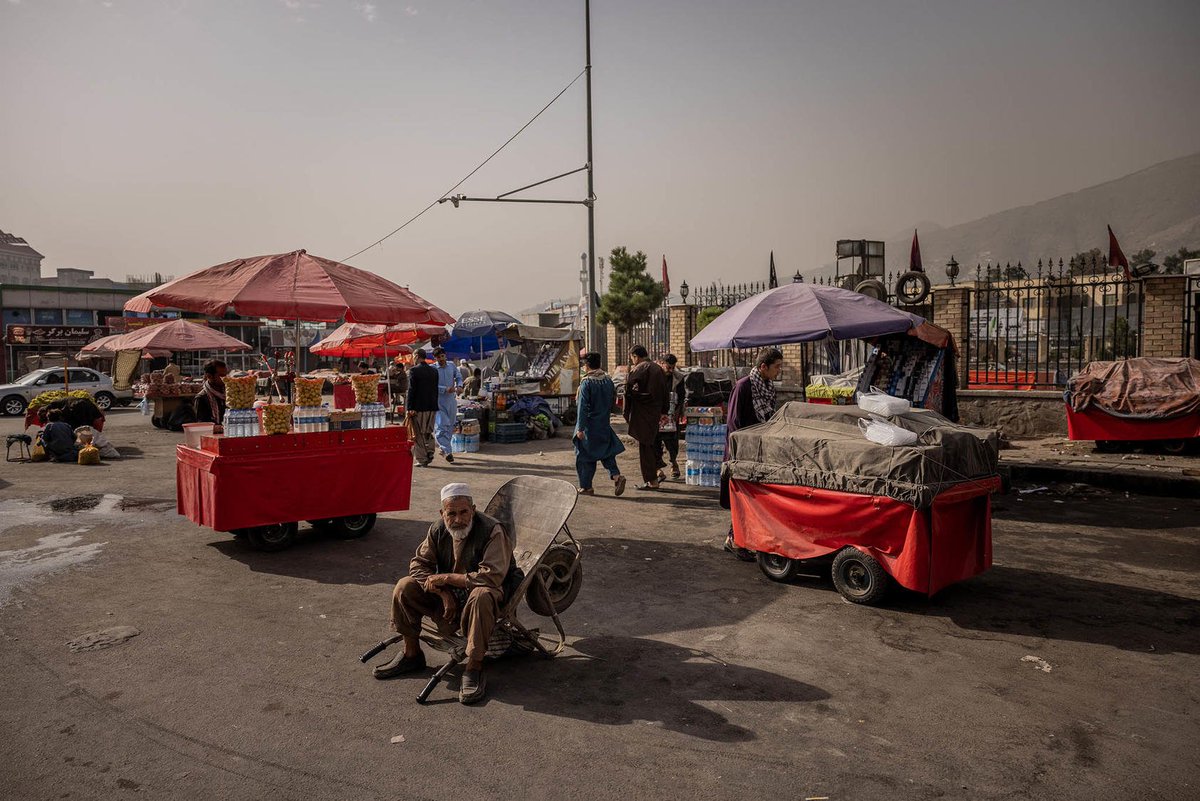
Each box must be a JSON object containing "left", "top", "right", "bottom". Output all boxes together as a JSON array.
[
  {"left": 123, "top": 249, "right": 453, "bottom": 325},
  {"left": 103, "top": 319, "right": 252, "bottom": 353}
]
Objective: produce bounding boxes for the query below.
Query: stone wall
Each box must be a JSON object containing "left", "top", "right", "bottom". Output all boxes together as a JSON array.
[
  {"left": 957, "top": 389, "right": 1067, "bottom": 438},
  {"left": 1140, "top": 275, "right": 1187, "bottom": 358}
]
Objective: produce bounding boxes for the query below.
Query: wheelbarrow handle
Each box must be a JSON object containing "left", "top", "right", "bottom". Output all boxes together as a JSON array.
[
  {"left": 416, "top": 655, "right": 461, "bottom": 704},
  {"left": 360, "top": 635, "right": 404, "bottom": 663}
]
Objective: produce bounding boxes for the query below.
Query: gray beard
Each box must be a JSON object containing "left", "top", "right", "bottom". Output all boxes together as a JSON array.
[{"left": 448, "top": 525, "right": 470, "bottom": 541}]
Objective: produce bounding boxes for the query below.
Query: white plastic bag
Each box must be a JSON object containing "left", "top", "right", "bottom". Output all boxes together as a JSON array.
[
  {"left": 856, "top": 386, "right": 911, "bottom": 416},
  {"left": 858, "top": 416, "right": 919, "bottom": 447},
  {"left": 139, "top": 397, "right": 150, "bottom": 416}
]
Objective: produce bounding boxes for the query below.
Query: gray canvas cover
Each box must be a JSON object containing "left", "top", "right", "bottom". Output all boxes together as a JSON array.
[{"left": 724, "top": 402, "right": 999, "bottom": 508}]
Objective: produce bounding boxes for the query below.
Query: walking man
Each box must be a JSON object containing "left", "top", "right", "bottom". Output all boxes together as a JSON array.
[
  {"left": 432, "top": 347, "right": 462, "bottom": 463},
  {"left": 405, "top": 348, "right": 439, "bottom": 467},
  {"left": 655, "top": 353, "right": 686, "bottom": 481},
  {"left": 623, "top": 345, "right": 669, "bottom": 490},
  {"left": 573, "top": 352, "right": 626, "bottom": 496}
]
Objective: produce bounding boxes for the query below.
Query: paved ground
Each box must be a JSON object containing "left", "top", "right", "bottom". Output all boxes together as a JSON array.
[{"left": 1, "top": 409, "right": 1197, "bottom": 800}]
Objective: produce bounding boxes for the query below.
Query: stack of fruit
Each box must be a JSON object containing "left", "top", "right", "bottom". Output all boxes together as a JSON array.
[
  {"left": 262, "top": 403, "right": 293, "bottom": 435},
  {"left": 295, "top": 377, "right": 324, "bottom": 407},
  {"left": 351, "top": 374, "right": 379, "bottom": 405},
  {"left": 224, "top": 375, "right": 258, "bottom": 409}
]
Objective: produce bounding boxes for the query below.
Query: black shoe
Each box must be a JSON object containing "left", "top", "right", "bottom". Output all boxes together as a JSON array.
[
  {"left": 460, "top": 669, "right": 486, "bottom": 704},
  {"left": 724, "top": 535, "right": 757, "bottom": 562},
  {"left": 445, "top": 452, "right": 455, "bottom": 463},
  {"left": 373, "top": 650, "right": 426, "bottom": 679}
]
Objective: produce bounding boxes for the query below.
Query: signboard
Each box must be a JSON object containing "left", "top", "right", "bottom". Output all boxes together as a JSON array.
[{"left": 4, "top": 324, "right": 107, "bottom": 347}]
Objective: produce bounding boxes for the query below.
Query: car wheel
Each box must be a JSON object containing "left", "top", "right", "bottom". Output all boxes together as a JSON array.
[
  {"left": 757, "top": 551, "right": 802, "bottom": 582},
  {"left": 831, "top": 547, "right": 890, "bottom": 605},
  {"left": 2, "top": 395, "right": 27, "bottom": 417},
  {"left": 93, "top": 392, "right": 115, "bottom": 411}
]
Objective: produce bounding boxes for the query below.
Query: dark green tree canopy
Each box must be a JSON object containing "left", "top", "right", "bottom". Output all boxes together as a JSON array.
[{"left": 597, "top": 246, "right": 663, "bottom": 333}]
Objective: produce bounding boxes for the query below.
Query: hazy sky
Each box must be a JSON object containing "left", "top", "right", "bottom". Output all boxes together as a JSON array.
[{"left": 3, "top": 0, "right": 1199, "bottom": 315}]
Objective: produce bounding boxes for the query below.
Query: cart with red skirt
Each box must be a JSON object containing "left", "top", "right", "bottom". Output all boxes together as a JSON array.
[
  {"left": 1064, "top": 358, "right": 1200, "bottom": 455},
  {"left": 725, "top": 403, "right": 1001, "bottom": 604},
  {"left": 176, "top": 426, "right": 413, "bottom": 551}
]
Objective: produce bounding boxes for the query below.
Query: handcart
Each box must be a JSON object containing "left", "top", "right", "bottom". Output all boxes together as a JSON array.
[
  {"left": 726, "top": 403, "right": 1001, "bottom": 605},
  {"left": 176, "top": 427, "right": 413, "bottom": 551},
  {"left": 360, "top": 476, "right": 583, "bottom": 703}
]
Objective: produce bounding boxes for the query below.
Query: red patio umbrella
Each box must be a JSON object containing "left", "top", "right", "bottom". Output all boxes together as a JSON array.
[
  {"left": 123, "top": 249, "right": 453, "bottom": 325},
  {"left": 309, "top": 322, "right": 441, "bottom": 360},
  {"left": 103, "top": 319, "right": 252, "bottom": 353}
]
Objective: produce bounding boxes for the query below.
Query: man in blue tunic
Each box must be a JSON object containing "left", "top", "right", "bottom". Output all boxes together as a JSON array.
[
  {"left": 573, "top": 352, "right": 627, "bottom": 496},
  {"left": 432, "top": 347, "right": 462, "bottom": 463}
]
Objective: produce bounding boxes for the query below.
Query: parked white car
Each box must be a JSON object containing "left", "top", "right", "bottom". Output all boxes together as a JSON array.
[{"left": 0, "top": 367, "right": 134, "bottom": 416}]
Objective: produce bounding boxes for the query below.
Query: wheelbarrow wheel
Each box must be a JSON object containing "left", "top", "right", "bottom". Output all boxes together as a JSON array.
[
  {"left": 330, "top": 513, "right": 376, "bottom": 539},
  {"left": 831, "top": 547, "right": 889, "bottom": 605},
  {"left": 526, "top": 543, "right": 583, "bottom": 617},
  {"left": 244, "top": 522, "right": 299, "bottom": 552},
  {"left": 757, "top": 552, "right": 801, "bottom": 582}
]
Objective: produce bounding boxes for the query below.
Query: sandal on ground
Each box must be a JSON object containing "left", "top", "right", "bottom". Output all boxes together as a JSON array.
[
  {"left": 613, "top": 476, "right": 627, "bottom": 497},
  {"left": 723, "top": 534, "right": 757, "bottom": 562},
  {"left": 635, "top": 482, "right": 660, "bottom": 491},
  {"left": 670, "top": 464, "right": 681, "bottom": 479},
  {"left": 577, "top": 487, "right": 595, "bottom": 496}
]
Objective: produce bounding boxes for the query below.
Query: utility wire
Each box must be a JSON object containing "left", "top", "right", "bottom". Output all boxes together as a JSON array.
[{"left": 341, "top": 67, "right": 588, "bottom": 263}]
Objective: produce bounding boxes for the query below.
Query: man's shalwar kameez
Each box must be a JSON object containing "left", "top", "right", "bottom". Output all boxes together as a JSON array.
[{"left": 434, "top": 360, "right": 462, "bottom": 455}]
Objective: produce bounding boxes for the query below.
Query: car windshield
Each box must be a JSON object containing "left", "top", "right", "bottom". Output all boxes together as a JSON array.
[{"left": 12, "top": 371, "right": 46, "bottom": 385}]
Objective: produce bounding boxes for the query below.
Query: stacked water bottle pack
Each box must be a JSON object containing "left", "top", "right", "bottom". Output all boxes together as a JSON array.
[
  {"left": 451, "top": 417, "right": 481, "bottom": 453},
  {"left": 357, "top": 402, "right": 387, "bottom": 430},
  {"left": 291, "top": 405, "right": 331, "bottom": 433},
  {"left": 684, "top": 406, "right": 726, "bottom": 487},
  {"left": 222, "top": 408, "right": 260, "bottom": 438}
]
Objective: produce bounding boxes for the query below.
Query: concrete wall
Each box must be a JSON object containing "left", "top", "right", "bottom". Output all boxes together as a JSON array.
[{"left": 957, "top": 389, "right": 1067, "bottom": 438}]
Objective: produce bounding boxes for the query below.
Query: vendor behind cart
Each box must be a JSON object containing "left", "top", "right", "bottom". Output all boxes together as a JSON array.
[
  {"left": 722, "top": 347, "right": 782, "bottom": 559},
  {"left": 193, "top": 360, "right": 228, "bottom": 432}
]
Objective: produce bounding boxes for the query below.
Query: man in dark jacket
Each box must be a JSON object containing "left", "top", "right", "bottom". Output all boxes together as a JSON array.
[
  {"left": 723, "top": 347, "right": 783, "bottom": 559},
  {"left": 405, "top": 348, "right": 439, "bottom": 466},
  {"left": 623, "top": 344, "right": 669, "bottom": 489}
]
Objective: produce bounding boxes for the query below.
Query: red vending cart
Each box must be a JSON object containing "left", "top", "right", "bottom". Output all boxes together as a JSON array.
[
  {"left": 177, "top": 427, "right": 412, "bottom": 551},
  {"left": 1065, "top": 358, "right": 1200, "bottom": 454}
]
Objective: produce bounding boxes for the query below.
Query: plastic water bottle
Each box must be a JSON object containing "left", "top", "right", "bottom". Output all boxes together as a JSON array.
[{"left": 685, "top": 459, "right": 698, "bottom": 486}]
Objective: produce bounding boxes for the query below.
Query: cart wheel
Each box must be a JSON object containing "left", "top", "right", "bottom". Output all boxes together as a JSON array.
[
  {"left": 756, "top": 552, "right": 802, "bottom": 582},
  {"left": 1095, "top": 440, "right": 1122, "bottom": 453},
  {"left": 1159, "top": 439, "right": 1190, "bottom": 455},
  {"left": 831, "top": 547, "right": 889, "bottom": 605},
  {"left": 526, "top": 543, "right": 583, "bottom": 617},
  {"left": 245, "top": 523, "right": 299, "bottom": 552},
  {"left": 330, "top": 513, "right": 376, "bottom": 539},
  {"left": 151, "top": 416, "right": 163, "bottom": 429}
]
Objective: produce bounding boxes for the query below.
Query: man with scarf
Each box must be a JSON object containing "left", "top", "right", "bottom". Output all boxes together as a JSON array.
[
  {"left": 722, "top": 347, "right": 783, "bottom": 559},
  {"left": 432, "top": 347, "right": 462, "bottom": 463},
  {"left": 375, "top": 482, "right": 513, "bottom": 704},
  {"left": 623, "top": 345, "right": 669, "bottom": 490},
  {"left": 193, "top": 360, "right": 228, "bottom": 432},
  {"left": 573, "top": 352, "right": 626, "bottom": 496}
]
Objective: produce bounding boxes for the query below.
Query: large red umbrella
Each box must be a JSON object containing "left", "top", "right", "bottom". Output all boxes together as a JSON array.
[
  {"left": 103, "top": 319, "right": 252, "bottom": 353},
  {"left": 123, "top": 249, "right": 453, "bottom": 325},
  {"left": 310, "top": 322, "right": 441, "bottom": 360}
]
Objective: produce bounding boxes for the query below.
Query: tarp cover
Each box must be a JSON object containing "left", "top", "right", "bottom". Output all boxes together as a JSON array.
[
  {"left": 1066, "top": 357, "right": 1200, "bottom": 420},
  {"left": 724, "top": 402, "right": 999, "bottom": 508},
  {"left": 502, "top": 324, "right": 582, "bottom": 343}
]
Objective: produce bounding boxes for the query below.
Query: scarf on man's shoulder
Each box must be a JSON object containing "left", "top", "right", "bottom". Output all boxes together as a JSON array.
[
  {"left": 202, "top": 379, "right": 226, "bottom": 424},
  {"left": 581, "top": 368, "right": 608, "bottom": 382},
  {"left": 749, "top": 369, "right": 775, "bottom": 424}
]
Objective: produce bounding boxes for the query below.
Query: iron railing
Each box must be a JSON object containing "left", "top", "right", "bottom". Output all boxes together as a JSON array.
[{"left": 686, "top": 281, "right": 768, "bottom": 369}]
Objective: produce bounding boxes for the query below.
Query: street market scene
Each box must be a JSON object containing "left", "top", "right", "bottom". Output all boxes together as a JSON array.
[{"left": 2, "top": 2, "right": 1200, "bottom": 800}]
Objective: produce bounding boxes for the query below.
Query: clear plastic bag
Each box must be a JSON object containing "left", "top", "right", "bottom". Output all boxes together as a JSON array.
[
  {"left": 856, "top": 386, "right": 911, "bottom": 416},
  {"left": 858, "top": 416, "right": 919, "bottom": 446}
]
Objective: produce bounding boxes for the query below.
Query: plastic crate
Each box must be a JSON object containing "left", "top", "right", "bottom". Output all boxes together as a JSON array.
[{"left": 492, "top": 422, "right": 527, "bottom": 443}]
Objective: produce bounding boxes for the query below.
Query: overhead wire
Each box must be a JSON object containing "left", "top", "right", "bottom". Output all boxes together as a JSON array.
[{"left": 341, "top": 67, "right": 588, "bottom": 263}]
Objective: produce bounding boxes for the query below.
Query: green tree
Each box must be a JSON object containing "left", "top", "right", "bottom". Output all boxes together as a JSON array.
[
  {"left": 1068, "top": 247, "right": 1104, "bottom": 276},
  {"left": 597, "top": 246, "right": 663, "bottom": 333},
  {"left": 1100, "top": 316, "right": 1137, "bottom": 359},
  {"left": 696, "top": 306, "right": 724, "bottom": 332},
  {"left": 1129, "top": 248, "right": 1157, "bottom": 271},
  {"left": 1162, "top": 246, "right": 1200, "bottom": 275}
]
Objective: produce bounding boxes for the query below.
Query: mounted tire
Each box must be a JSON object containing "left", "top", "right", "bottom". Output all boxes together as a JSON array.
[
  {"left": 895, "top": 270, "right": 931, "bottom": 305},
  {"left": 330, "top": 513, "right": 376, "bottom": 539},
  {"left": 526, "top": 543, "right": 583, "bottom": 617},
  {"left": 243, "top": 522, "right": 300, "bottom": 552},
  {"left": 93, "top": 392, "right": 115, "bottom": 411},
  {"left": 831, "top": 547, "right": 889, "bottom": 605},
  {"left": 757, "top": 551, "right": 802, "bottom": 582},
  {"left": 853, "top": 278, "right": 888, "bottom": 302},
  {"left": 2, "top": 395, "right": 27, "bottom": 417}
]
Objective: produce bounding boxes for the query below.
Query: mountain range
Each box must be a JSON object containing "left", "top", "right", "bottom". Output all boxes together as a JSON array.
[{"left": 868, "top": 150, "right": 1200, "bottom": 283}]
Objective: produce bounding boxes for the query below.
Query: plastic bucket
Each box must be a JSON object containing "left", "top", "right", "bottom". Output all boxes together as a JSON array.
[{"left": 183, "top": 422, "right": 215, "bottom": 449}]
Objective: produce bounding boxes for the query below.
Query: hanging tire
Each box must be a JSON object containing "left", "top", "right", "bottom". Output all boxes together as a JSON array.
[
  {"left": 895, "top": 271, "right": 931, "bottom": 305},
  {"left": 330, "top": 513, "right": 376, "bottom": 539},
  {"left": 757, "top": 551, "right": 802, "bottom": 582},
  {"left": 853, "top": 278, "right": 888, "bottom": 302},
  {"left": 244, "top": 522, "right": 299, "bottom": 552},
  {"left": 831, "top": 547, "right": 889, "bottom": 605},
  {"left": 525, "top": 543, "right": 583, "bottom": 617}
]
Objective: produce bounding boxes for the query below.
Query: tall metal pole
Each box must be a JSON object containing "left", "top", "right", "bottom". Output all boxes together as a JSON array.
[{"left": 584, "top": 0, "right": 598, "bottom": 352}]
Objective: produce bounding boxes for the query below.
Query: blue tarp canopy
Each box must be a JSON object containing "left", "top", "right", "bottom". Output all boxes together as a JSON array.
[
  {"left": 450, "top": 309, "right": 521, "bottom": 339},
  {"left": 440, "top": 332, "right": 502, "bottom": 360}
]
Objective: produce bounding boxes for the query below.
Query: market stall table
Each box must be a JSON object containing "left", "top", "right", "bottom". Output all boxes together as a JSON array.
[{"left": 177, "top": 426, "right": 412, "bottom": 551}]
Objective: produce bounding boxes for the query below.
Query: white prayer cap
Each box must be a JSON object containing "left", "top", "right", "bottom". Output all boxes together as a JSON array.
[{"left": 440, "top": 482, "right": 471, "bottom": 503}]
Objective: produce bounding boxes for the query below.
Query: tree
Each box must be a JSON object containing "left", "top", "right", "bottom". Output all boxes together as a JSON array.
[
  {"left": 1068, "top": 248, "right": 1104, "bottom": 276},
  {"left": 696, "top": 306, "right": 724, "bottom": 332},
  {"left": 1163, "top": 246, "right": 1200, "bottom": 275},
  {"left": 1129, "top": 248, "right": 1157, "bottom": 271},
  {"left": 597, "top": 246, "right": 662, "bottom": 334},
  {"left": 1001, "top": 263, "right": 1028, "bottom": 280}
]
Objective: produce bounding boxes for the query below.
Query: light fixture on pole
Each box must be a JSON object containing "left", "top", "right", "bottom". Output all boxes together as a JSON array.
[
  {"left": 946, "top": 256, "right": 960, "bottom": 287},
  {"left": 792, "top": 270, "right": 803, "bottom": 283},
  {"left": 679, "top": 280, "right": 689, "bottom": 304}
]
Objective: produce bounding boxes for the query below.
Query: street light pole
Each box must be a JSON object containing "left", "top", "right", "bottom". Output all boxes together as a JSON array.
[{"left": 584, "top": 0, "right": 598, "bottom": 352}]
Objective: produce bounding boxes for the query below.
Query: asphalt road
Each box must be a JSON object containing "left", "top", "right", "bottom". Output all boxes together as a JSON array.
[{"left": 1, "top": 408, "right": 1197, "bottom": 800}]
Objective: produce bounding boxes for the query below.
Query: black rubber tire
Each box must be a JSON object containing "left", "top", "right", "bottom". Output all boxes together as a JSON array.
[
  {"left": 526, "top": 543, "right": 583, "bottom": 617},
  {"left": 93, "top": 392, "right": 115, "bottom": 411},
  {"left": 150, "top": 416, "right": 163, "bottom": 429},
  {"left": 2, "top": 395, "right": 27, "bottom": 417},
  {"left": 757, "top": 551, "right": 802, "bottom": 582},
  {"left": 853, "top": 278, "right": 888, "bottom": 302},
  {"left": 831, "top": 547, "right": 890, "bottom": 605},
  {"left": 244, "top": 522, "right": 300, "bottom": 552},
  {"left": 895, "top": 270, "right": 931, "bottom": 305},
  {"left": 1159, "top": 439, "right": 1190, "bottom": 455},
  {"left": 1094, "top": 440, "right": 1121, "bottom": 453},
  {"left": 330, "top": 513, "right": 376, "bottom": 539}
]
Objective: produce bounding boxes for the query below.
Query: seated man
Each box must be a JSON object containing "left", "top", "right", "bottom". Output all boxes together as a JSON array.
[
  {"left": 374, "top": 482, "right": 513, "bottom": 704},
  {"left": 41, "top": 409, "right": 79, "bottom": 463}
]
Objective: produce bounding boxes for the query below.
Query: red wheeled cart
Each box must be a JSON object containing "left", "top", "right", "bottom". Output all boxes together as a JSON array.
[
  {"left": 177, "top": 427, "right": 412, "bottom": 551},
  {"left": 1065, "top": 404, "right": 1200, "bottom": 455}
]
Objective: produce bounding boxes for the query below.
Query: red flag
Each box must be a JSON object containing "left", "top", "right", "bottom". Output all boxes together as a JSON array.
[
  {"left": 661, "top": 255, "right": 670, "bottom": 296},
  {"left": 1107, "top": 225, "right": 1131, "bottom": 281},
  {"left": 910, "top": 229, "right": 923, "bottom": 272}
]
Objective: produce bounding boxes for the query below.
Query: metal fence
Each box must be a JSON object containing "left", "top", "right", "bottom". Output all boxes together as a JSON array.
[
  {"left": 688, "top": 281, "right": 768, "bottom": 368},
  {"left": 1186, "top": 274, "right": 1200, "bottom": 359},
  {"left": 964, "top": 257, "right": 1142, "bottom": 389},
  {"left": 613, "top": 294, "right": 672, "bottom": 361}
]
